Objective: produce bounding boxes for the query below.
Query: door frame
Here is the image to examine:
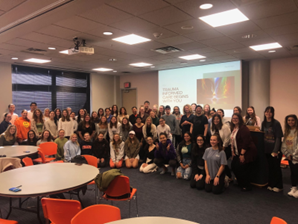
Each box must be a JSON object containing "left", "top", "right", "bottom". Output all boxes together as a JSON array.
[{"left": 120, "top": 88, "right": 138, "bottom": 108}]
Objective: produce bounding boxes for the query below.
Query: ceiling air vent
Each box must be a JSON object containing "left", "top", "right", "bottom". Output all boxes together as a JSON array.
[
  {"left": 122, "top": 71, "right": 131, "bottom": 74},
  {"left": 21, "top": 48, "right": 47, "bottom": 55},
  {"left": 154, "top": 46, "right": 182, "bottom": 54}
]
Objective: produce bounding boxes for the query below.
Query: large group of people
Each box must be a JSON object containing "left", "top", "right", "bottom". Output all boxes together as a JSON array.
[{"left": 1, "top": 101, "right": 297, "bottom": 197}]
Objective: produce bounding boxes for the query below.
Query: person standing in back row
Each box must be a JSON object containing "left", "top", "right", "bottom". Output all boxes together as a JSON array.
[
  {"left": 190, "top": 105, "right": 208, "bottom": 140},
  {"left": 2, "top": 104, "right": 18, "bottom": 125},
  {"left": 129, "top": 106, "right": 138, "bottom": 125},
  {"left": 180, "top": 104, "right": 194, "bottom": 136},
  {"left": 27, "top": 102, "right": 37, "bottom": 122},
  {"left": 144, "top": 101, "right": 152, "bottom": 115},
  {"left": 162, "top": 105, "right": 176, "bottom": 144}
]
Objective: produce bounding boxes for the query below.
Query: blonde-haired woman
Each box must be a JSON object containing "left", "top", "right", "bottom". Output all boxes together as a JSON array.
[
  {"left": 180, "top": 104, "right": 194, "bottom": 136},
  {"left": 44, "top": 108, "right": 50, "bottom": 122},
  {"left": 31, "top": 108, "right": 44, "bottom": 138},
  {"left": 124, "top": 131, "right": 140, "bottom": 168},
  {"left": 110, "top": 133, "right": 124, "bottom": 168},
  {"left": 64, "top": 133, "right": 81, "bottom": 162},
  {"left": 0, "top": 125, "right": 17, "bottom": 146},
  {"left": 142, "top": 116, "right": 157, "bottom": 140}
]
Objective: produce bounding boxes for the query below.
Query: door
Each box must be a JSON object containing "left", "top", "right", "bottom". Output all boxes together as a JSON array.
[{"left": 122, "top": 89, "right": 137, "bottom": 112}]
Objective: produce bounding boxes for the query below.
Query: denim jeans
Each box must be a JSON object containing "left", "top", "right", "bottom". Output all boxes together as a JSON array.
[{"left": 177, "top": 158, "right": 192, "bottom": 180}]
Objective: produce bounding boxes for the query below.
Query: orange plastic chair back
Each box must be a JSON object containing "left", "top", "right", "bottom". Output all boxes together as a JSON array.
[
  {"left": 39, "top": 142, "right": 58, "bottom": 156},
  {"left": 22, "top": 157, "right": 33, "bottom": 166},
  {"left": 0, "top": 218, "right": 18, "bottom": 224},
  {"left": 81, "top": 155, "right": 98, "bottom": 168},
  {"left": 270, "top": 217, "right": 287, "bottom": 224},
  {"left": 71, "top": 204, "right": 120, "bottom": 224},
  {"left": 104, "top": 176, "right": 130, "bottom": 198},
  {"left": 41, "top": 198, "right": 81, "bottom": 224}
]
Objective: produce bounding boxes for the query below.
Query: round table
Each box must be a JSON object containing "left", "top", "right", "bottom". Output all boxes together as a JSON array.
[
  {"left": 107, "top": 217, "right": 199, "bottom": 224},
  {"left": 0, "top": 163, "right": 99, "bottom": 222},
  {"left": 0, "top": 145, "right": 38, "bottom": 158}
]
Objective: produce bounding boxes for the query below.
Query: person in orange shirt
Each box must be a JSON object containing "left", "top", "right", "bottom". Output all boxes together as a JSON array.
[{"left": 14, "top": 110, "right": 31, "bottom": 144}]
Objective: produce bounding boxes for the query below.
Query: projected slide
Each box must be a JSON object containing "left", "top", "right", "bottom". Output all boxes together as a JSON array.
[{"left": 158, "top": 61, "right": 241, "bottom": 117}]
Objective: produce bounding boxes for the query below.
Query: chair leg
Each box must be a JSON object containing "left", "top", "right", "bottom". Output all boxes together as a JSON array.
[
  {"left": 135, "top": 192, "right": 138, "bottom": 217},
  {"left": 129, "top": 200, "right": 131, "bottom": 218}
]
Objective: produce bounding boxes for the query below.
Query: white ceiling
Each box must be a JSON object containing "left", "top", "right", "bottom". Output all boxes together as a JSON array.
[{"left": 0, "top": 0, "right": 297, "bottom": 74}]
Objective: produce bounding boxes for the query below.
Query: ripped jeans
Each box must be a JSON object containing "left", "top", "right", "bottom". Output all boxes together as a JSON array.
[{"left": 176, "top": 158, "right": 192, "bottom": 180}]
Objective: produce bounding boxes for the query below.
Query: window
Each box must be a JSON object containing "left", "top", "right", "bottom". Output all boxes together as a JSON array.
[{"left": 12, "top": 65, "right": 90, "bottom": 116}]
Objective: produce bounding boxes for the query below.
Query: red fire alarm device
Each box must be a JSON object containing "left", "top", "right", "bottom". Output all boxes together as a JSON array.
[{"left": 124, "top": 82, "right": 131, "bottom": 88}]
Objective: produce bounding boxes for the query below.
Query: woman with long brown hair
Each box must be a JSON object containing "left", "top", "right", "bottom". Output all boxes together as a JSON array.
[
  {"left": 0, "top": 125, "right": 17, "bottom": 146},
  {"left": 203, "top": 104, "right": 212, "bottom": 120},
  {"left": 120, "top": 117, "right": 132, "bottom": 142},
  {"left": 118, "top": 107, "right": 129, "bottom": 123},
  {"left": 77, "top": 113, "right": 96, "bottom": 142},
  {"left": 108, "top": 116, "right": 121, "bottom": 142},
  {"left": 281, "top": 114, "right": 298, "bottom": 198},
  {"left": 58, "top": 109, "right": 74, "bottom": 139},
  {"left": 109, "top": 133, "right": 124, "bottom": 168},
  {"left": 158, "top": 105, "right": 165, "bottom": 118},
  {"left": 112, "top": 105, "right": 119, "bottom": 118},
  {"left": 45, "top": 111, "right": 58, "bottom": 139},
  {"left": 124, "top": 131, "right": 140, "bottom": 168},
  {"left": 96, "top": 116, "right": 108, "bottom": 138},
  {"left": 37, "top": 130, "right": 53, "bottom": 146},
  {"left": 31, "top": 108, "right": 44, "bottom": 138},
  {"left": 243, "top": 106, "right": 261, "bottom": 129}
]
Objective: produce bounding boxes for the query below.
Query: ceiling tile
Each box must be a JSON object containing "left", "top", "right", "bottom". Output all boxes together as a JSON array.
[
  {"left": 164, "top": 19, "right": 211, "bottom": 35},
  {"left": 184, "top": 29, "right": 224, "bottom": 41},
  {"left": 239, "top": 0, "right": 297, "bottom": 20},
  {"left": 140, "top": 6, "right": 192, "bottom": 26},
  {"left": 215, "top": 21, "right": 260, "bottom": 36},
  {"left": 79, "top": 4, "right": 132, "bottom": 25},
  {"left": 239, "top": 37, "right": 277, "bottom": 46},
  {"left": 254, "top": 12, "right": 298, "bottom": 29},
  {"left": 106, "top": 0, "right": 169, "bottom": 15},
  {"left": 5, "top": 38, "right": 49, "bottom": 49},
  {"left": 47, "top": 39, "right": 74, "bottom": 48},
  {"left": 136, "top": 27, "right": 177, "bottom": 40},
  {"left": 174, "top": 42, "right": 206, "bottom": 51},
  {"left": 174, "top": 0, "right": 236, "bottom": 18},
  {"left": 214, "top": 42, "right": 247, "bottom": 51},
  {"left": 84, "top": 25, "right": 128, "bottom": 38},
  {"left": 273, "top": 32, "right": 298, "bottom": 46},
  {"left": 264, "top": 24, "right": 298, "bottom": 37},
  {"left": 158, "top": 35, "right": 193, "bottom": 45},
  {"left": 36, "top": 25, "right": 79, "bottom": 39},
  {"left": 200, "top": 37, "right": 236, "bottom": 46},
  {"left": 111, "top": 17, "right": 157, "bottom": 33},
  {"left": 21, "top": 32, "right": 59, "bottom": 44},
  {"left": 0, "top": 0, "right": 26, "bottom": 11},
  {"left": 0, "top": 10, "right": 4, "bottom": 15},
  {"left": 54, "top": 16, "right": 102, "bottom": 32}
]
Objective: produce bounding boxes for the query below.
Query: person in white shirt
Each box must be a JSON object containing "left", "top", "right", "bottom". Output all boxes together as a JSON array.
[
  {"left": 27, "top": 102, "right": 37, "bottom": 121},
  {"left": 58, "top": 109, "right": 74, "bottom": 139},
  {"left": 156, "top": 117, "right": 172, "bottom": 141},
  {"left": 2, "top": 104, "right": 18, "bottom": 125},
  {"left": 108, "top": 116, "right": 121, "bottom": 142},
  {"left": 43, "top": 108, "right": 50, "bottom": 122}
]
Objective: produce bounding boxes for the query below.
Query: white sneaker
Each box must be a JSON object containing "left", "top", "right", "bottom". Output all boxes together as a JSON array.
[
  {"left": 288, "top": 187, "right": 297, "bottom": 196},
  {"left": 272, "top": 187, "right": 283, "bottom": 192},
  {"left": 267, "top": 186, "right": 273, "bottom": 191}
]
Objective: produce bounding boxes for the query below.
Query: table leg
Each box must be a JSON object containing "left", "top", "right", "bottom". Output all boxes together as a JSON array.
[
  {"left": 36, "top": 196, "right": 42, "bottom": 224},
  {"left": 5, "top": 198, "right": 12, "bottom": 219}
]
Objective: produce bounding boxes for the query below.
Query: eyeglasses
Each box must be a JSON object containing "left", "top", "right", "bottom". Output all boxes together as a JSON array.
[{"left": 197, "top": 139, "right": 203, "bottom": 142}]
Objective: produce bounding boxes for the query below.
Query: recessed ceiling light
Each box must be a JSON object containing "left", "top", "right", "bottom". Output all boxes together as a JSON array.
[
  {"left": 199, "top": 8, "right": 249, "bottom": 27},
  {"left": 109, "top": 58, "right": 117, "bottom": 62},
  {"left": 130, "top": 62, "right": 152, "bottom": 67},
  {"left": 59, "top": 50, "right": 69, "bottom": 54},
  {"left": 268, "top": 50, "right": 276, "bottom": 53},
  {"left": 48, "top": 47, "right": 56, "bottom": 50},
  {"left": 200, "top": 3, "right": 213, "bottom": 10},
  {"left": 113, "top": 34, "right": 151, "bottom": 45},
  {"left": 113, "top": 70, "right": 117, "bottom": 73},
  {"left": 92, "top": 68, "right": 113, "bottom": 72},
  {"left": 24, "top": 58, "right": 51, "bottom": 63},
  {"left": 11, "top": 57, "right": 18, "bottom": 60},
  {"left": 242, "top": 34, "right": 257, "bottom": 39},
  {"left": 179, "top": 54, "right": 206, "bottom": 60},
  {"left": 103, "top": 31, "right": 113, "bottom": 35},
  {"left": 249, "top": 42, "right": 282, "bottom": 51},
  {"left": 200, "top": 59, "right": 206, "bottom": 62}
]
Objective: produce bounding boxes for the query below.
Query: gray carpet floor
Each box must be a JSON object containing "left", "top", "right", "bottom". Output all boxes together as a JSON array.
[{"left": 0, "top": 167, "right": 296, "bottom": 224}]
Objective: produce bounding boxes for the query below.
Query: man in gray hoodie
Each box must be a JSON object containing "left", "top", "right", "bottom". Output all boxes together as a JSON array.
[{"left": 162, "top": 106, "right": 176, "bottom": 140}]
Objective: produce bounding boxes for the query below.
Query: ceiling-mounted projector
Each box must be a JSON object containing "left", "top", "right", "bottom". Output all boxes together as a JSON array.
[{"left": 63, "top": 37, "right": 94, "bottom": 55}]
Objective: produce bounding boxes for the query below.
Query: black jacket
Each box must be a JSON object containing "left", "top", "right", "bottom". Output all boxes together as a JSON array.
[{"left": 92, "top": 139, "right": 110, "bottom": 159}]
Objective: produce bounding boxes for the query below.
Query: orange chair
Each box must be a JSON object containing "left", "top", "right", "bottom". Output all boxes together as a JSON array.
[
  {"left": 270, "top": 217, "right": 287, "bottom": 224},
  {"left": 33, "top": 142, "right": 57, "bottom": 163},
  {"left": 0, "top": 218, "right": 18, "bottom": 224},
  {"left": 81, "top": 155, "right": 98, "bottom": 203},
  {"left": 41, "top": 198, "right": 81, "bottom": 224},
  {"left": 102, "top": 176, "right": 138, "bottom": 217},
  {"left": 22, "top": 157, "right": 33, "bottom": 166},
  {"left": 281, "top": 155, "right": 289, "bottom": 166},
  {"left": 71, "top": 204, "right": 120, "bottom": 224}
]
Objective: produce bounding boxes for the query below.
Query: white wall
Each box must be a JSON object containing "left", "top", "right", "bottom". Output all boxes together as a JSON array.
[
  {"left": 119, "top": 71, "right": 158, "bottom": 108},
  {"left": 0, "top": 63, "right": 12, "bottom": 115},
  {"left": 90, "top": 73, "right": 115, "bottom": 111},
  {"left": 270, "top": 57, "right": 298, "bottom": 127}
]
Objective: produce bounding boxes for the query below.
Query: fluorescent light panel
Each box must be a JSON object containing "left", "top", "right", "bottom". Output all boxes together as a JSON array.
[
  {"left": 199, "top": 8, "right": 249, "bottom": 27},
  {"left": 93, "top": 68, "right": 113, "bottom": 72},
  {"left": 179, "top": 54, "right": 206, "bottom": 60},
  {"left": 200, "top": 4, "right": 213, "bottom": 10},
  {"left": 24, "top": 58, "right": 51, "bottom": 63},
  {"left": 113, "top": 34, "right": 151, "bottom": 45},
  {"left": 48, "top": 47, "right": 56, "bottom": 50},
  {"left": 250, "top": 42, "right": 282, "bottom": 51},
  {"left": 103, "top": 31, "right": 113, "bottom": 35},
  {"left": 59, "top": 50, "right": 69, "bottom": 54},
  {"left": 130, "top": 62, "right": 152, "bottom": 67}
]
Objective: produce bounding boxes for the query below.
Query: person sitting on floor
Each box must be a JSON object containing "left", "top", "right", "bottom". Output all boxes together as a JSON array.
[
  {"left": 140, "top": 136, "right": 157, "bottom": 173},
  {"left": 154, "top": 133, "right": 177, "bottom": 176},
  {"left": 36, "top": 130, "right": 53, "bottom": 146},
  {"left": 0, "top": 125, "right": 17, "bottom": 146},
  {"left": 92, "top": 132, "right": 110, "bottom": 167},
  {"left": 176, "top": 132, "right": 192, "bottom": 180},
  {"left": 110, "top": 133, "right": 124, "bottom": 168}
]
